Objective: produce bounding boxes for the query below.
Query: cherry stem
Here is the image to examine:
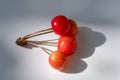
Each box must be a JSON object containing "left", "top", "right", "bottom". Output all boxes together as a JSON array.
[
  {"left": 16, "top": 28, "right": 55, "bottom": 46},
  {"left": 27, "top": 41, "right": 52, "bottom": 55},
  {"left": 27, "top": 40, "right": 57, "bottom": 47},
  {"left": 16, "top": 28, "right": 56, "bottom": 55},
  {"left": 24, "top": 28, "right": 53, "bottom": 39}
]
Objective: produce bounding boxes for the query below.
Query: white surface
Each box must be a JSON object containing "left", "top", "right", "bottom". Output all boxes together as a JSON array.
[
  {"left": 0, "top": 17, "right": 120, "bottom": 80},
  {"left": 0, "top": 0, "right": 120, "bottom": 80}
]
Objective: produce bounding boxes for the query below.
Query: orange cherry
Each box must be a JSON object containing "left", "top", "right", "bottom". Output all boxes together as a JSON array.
[
  {"left": 58, "top": 36, "right": 77, "bottom": 56},
  {"left": 49, "top": 50, "right": 68, "bottom": 70}
]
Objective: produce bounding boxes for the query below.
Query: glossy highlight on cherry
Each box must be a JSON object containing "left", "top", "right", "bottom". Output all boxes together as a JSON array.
[
  {"left": 51, "top": 15, "right": 70, "bottom": 35},
  {"left": 58, "top": 36, "right": 77, "bottom": 56}
]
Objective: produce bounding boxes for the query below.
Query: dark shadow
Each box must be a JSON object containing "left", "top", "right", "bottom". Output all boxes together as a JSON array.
[
  {"left": 62, "top": 27, "right": 106, "bottom": 73},
  {"left": 17, "top": 27, "right": 106, "bottom": 73},
  {"left": 23, "top": 44, "right": 33, "bottom": 49}
]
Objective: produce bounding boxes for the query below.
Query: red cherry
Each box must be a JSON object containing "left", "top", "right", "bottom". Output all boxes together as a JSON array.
[
  {"left": 51, "top": 15, "right": 70, "bottom": 35},
  {"left": 58, "top": 36, "right": 77, "bottom": 56},
  {"left": 64, "top": 19, "right": 78, "bottom": 36},
  {"left": 49, "top": 50, "right": 68, "bottom": 70}
]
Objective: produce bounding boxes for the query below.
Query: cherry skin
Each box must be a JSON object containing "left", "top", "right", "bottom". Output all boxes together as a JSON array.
[
  {"left": 51, "top": 15, "right": 70, "bottom": 35},
  {"left": 49, "top": 50, "right": 68, "bottom": 70},
  {"left": 58, "top": 36, "right": 77, "bottom": 56},
  {"left": 63, "top": 19, "right": 78, "bottom": 36}
]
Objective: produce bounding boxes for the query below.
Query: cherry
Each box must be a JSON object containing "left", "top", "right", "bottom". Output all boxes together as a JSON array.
[
  {"left": 58, "top": 36, "right": 77, "bottom": 56},
  {"left": 51, "top": 15, "right": 70, "bottom": 35},
  {"left": 63, "top": 19, "right": 78, "bottom": 36},
  {"left": 49, "top": 50, "right": 68, "bottom": 70}
]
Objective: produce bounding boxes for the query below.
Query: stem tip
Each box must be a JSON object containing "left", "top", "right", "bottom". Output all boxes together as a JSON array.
[{"left": 16, "top": 37, "right": 27, "bottom": 46}]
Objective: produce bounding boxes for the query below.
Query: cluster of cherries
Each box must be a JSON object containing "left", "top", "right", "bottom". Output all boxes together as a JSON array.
[
  {"left": 16, "top": 15, "right": 78, "bottom": 71},
  {"left": 49, "top": 15, "right": 78, "bottom": 70}
]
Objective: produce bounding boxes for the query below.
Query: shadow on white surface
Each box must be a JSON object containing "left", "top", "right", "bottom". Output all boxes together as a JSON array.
[
  {"left": 14, "top": 27, "right": 106, "bottom": 74},
  {"left": 13, "top": 26, "right": 106, "bottom": 74},
  {"left": 62, "top": 27, "right": 106, "bottom": 73}
]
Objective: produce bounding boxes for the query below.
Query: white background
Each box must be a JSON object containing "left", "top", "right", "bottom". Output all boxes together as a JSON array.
[{"left": 0, "top": 0, "right": 120, "bottom": 80}]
